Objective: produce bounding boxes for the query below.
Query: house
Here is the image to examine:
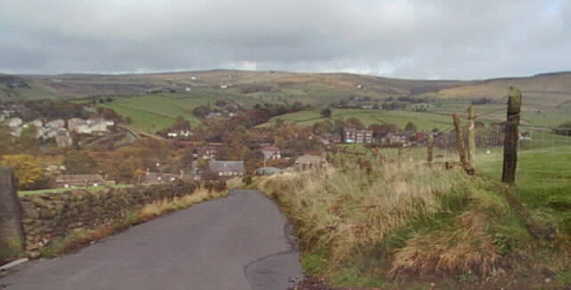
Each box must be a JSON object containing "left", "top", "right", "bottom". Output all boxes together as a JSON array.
[
  {"left": 193, "top": 146, "right": 220, "bottom": 160},
  {"left": 343, "top": 128, "right": 373, "bottom": 144},
  {"left": 255, "top": 167, "right": 283, "bottom": 176},
  {"left": 46, "top": 119, "right": 66, "bottom": 129},
  {"left": 261, "top": 146, "right": 281, "bottom": 160},
  {"left": 167, "top": 130, "right": 193, "bottom": 139},
  {"left": 5, "top": 117, "right": 23, "bottom": 136},
  {"left": 192, "top": 160, "right": 245, "bottom": 179},
  {"left": 142, "top": 172, "right": 181, "bottom": 185},
  {"left": 209, "top": 160, "right": 245, "bottom": 177},
  {"left": 295, "top": 154, "right": 327, "bottom": 170},
  {"left": 55, "top": 131, "right": 73, "bottom": 148},
  {"left": 381, "top": 132, "right": 410, "bottom": 147},
  {"left": 414, "top": 132, "right": 429, "bottom": 144},
  {"left": 55, "top": 174, "right": 113, "bottom": 188},
  {"left": 6, "top": 117, "right": 23, "bottom": 128},
  {"left": 68, "top": 118, "right": 114, "bottom": 135}
]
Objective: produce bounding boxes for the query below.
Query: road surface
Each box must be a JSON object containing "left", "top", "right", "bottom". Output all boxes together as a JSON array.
[{"left": 0, "top": 190, "right": 301, "bottom": 290}]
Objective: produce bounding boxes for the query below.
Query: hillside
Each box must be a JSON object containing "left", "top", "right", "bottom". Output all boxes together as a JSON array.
[
  {"left": 2, "top": 70, "right": 570, "bottom": 106},
  {"left": 436, "top": 72, "right": 571, "bottom": 107},
  {"left": 1, "top": 70, "right": 471, "bottom": 103}
]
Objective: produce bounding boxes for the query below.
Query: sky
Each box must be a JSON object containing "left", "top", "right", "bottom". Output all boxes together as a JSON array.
[{"left": 0, "top": 0, "right": 569, "bottom": 79}]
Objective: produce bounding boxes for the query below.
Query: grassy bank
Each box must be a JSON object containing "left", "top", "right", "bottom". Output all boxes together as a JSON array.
[{"left": 256, "top": 154, "right": 571, "bottom": 289}]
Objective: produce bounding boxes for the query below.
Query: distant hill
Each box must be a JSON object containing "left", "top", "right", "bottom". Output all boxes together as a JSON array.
[
  {"left": 436, "top": 71, "right": 571, "bottom": 108},
  {"left": 1, "top": 70, "right": 570, "bottom": 108}
]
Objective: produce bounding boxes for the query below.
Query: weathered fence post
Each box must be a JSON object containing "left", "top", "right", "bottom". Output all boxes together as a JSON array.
[
  {"left": 502, "top": 87, "right": 522, "bottom": 184},
  {"left": 467, "top": 105, "right": 476, "bottom": 164},
  {"left": 0, "top": 167, "right": 25, "bottom": 262},
  {"left": 452, "top": 114, "right": 469, "bottom": 166},
  {"left": 427, "top": 134, "right": 434, "bottom": 166}
]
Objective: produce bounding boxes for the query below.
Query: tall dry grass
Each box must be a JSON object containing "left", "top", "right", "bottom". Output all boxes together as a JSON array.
[
  {"left": 138, "top": 188, "right": 227, "bottom": 220},
  {"left": 258, "top": 156, "right": 509, "bottom": 277}
]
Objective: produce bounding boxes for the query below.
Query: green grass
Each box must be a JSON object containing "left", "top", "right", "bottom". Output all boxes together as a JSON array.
[
  {"left": 264, "top": 109, "right": 453, "bottom": 130},
  {"left": 99, "top": 94, "right": 207, "bottom": 132},
  {"left": 478, "top": 146, "right": 571, "bottom": 207},
  {"left": 19, "top": 184, "right": 133, "bottom": 196},
  {"left": 424, "top": 101, "right": 571, "bottom": 130}
]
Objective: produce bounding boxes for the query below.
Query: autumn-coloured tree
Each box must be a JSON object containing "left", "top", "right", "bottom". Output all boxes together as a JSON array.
[{"left": 0, "top": 154, "right": 47, "bottom": 190}]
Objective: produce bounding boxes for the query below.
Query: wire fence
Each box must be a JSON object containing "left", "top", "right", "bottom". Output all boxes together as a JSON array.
[{"left": 357, "top": 105, "right": 571, "bottom": 184}]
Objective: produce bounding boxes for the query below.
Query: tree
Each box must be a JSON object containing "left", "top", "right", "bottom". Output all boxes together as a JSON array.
[
  {"left": 404, "top": 121, "right": 418, "bottom": 132},
  {"left": 63, "top": 151, "right": 98, "bottom": 174},
  {"left": 192, "top": 105, "right": 212, "bottom": 119},
  {"left": 554, "top": 121, "right": 571, "bottom": 136},
  {"left": 0, "top": 154, "right": 46, "bottom": 190},
  {"left": 312, "top": 120, "right": 334, "bottom": 135},
  {"left": 345, "top": 117, "right": 365, "bottom": 129},
  {"left": 320, "top": 108, "right": 332, "bottom": 118},
  {"left": 244, "top": 150, "right": 265, "bottom": 174}
]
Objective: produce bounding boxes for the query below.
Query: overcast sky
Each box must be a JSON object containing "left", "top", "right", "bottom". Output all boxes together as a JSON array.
[{"left": 0, "top": 0, "right": 569, "bottom": 79}]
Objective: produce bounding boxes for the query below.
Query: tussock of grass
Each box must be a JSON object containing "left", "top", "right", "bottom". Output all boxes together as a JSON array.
[{"left": 390, "top": 210, "right": 501, "bottom": 278}]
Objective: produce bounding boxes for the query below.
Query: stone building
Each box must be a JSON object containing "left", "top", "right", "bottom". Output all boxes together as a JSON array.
[{"left": 343, "top": 128, "right": 373, "bottom": 144}]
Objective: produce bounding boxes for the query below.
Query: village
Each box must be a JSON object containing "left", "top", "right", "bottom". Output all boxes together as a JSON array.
[{"left": 0, "top": 97, "right": 513, "bottom": 195}]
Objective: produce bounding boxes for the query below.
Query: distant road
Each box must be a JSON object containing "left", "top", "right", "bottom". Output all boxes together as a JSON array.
[
  {"left": 0, "top": 190, "right": 301, "bottom": 290},
  {"left": 117, "top": 124, "right": 168, "bottom": 141}
]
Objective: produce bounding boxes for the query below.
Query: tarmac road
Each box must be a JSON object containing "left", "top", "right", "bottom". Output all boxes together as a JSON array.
[{"left": 0, "top": 190, "right": 301, "bottom": 290}]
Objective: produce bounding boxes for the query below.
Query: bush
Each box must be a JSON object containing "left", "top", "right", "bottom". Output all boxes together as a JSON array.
[{"left": 0, "top": 154, "right": 47, "bottom": 190}]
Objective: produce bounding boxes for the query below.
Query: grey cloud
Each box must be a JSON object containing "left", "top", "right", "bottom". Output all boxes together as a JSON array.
[{"left": 0, "top": 0, "right": 569, "bottom": 79}]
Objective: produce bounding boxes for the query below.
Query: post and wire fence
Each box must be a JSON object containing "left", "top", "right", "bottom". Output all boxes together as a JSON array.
[{"left": 358, "top": 87, "right": 571, "bottom": 186}]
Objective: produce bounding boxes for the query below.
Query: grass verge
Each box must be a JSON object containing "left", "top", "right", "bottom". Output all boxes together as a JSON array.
[{"left": 256, "top": 153, "right": 571, "bottom": 289}]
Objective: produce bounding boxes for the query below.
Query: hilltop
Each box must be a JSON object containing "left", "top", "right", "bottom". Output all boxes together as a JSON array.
[{"left": 1, "top": 70, "right": 570, "bottom": 107}]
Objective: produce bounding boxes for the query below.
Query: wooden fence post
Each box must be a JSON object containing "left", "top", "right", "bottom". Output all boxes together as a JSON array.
[
  {"left": 452, "top": 114, "right": 468, "bottom": 166},
  {"left": 467, "top": 105, "right": 476, "bottom": 164},
  {"left": 0, "top": 167, "right": 25, "bottom": 262},
  {"left": 427, "top": 134, "right": 434, "bottom": 166},
  {"left": 502, "top": 87, "right": 522, "bottom": 184}
]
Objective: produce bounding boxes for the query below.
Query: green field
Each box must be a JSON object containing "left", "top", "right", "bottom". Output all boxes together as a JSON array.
[
  {"left": 264, "top": 108, "right": 454, "bottom": 130},
  {"left": 427, "top": 101, "right": 571, "bottom": 128},
  {"left": 477, "top": 142, "right": 571, "bottom": 208},
  {"left": 99, "top": 90, "right": 242, "bottom": 132}
]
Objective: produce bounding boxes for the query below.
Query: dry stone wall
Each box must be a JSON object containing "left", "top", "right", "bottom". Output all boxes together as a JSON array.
[
  {"left": 0, "top": 167, "right": 25, "bottom": 262},
  {"left": 20, "top": 182, "right": 197, "bottom": 253}
]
